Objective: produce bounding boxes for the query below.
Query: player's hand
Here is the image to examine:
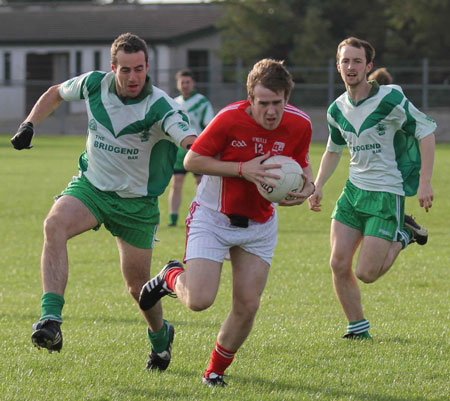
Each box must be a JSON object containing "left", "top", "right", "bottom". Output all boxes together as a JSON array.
[
  {"left": 417, "top": 181, "right": 433, "bottom": 212},
  {"left": 11, "top": 122, "right": 34, "bottom": 150},
  {"left": 241, "top": 152, "right": 281, "bottom": 189},
  {"left": 308, "top": 185, "right": 323, "bottom": 212},
  {"left": 279, "top": 175, "right": 315, "bottom": 206}
]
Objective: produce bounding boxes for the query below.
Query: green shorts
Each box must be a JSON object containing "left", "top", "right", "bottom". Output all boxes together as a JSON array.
[
  {"left": 331, "top": 180, "right": 409, "bottom": 243},
  {"left": 173, "top": 147, "right": 200, "bottom": 176},
  {"left": 61, "top": 175, "right": 160, "bottom": 249},
  {"left": 173, "top": 147, "right": 187, "bottom": 173}
]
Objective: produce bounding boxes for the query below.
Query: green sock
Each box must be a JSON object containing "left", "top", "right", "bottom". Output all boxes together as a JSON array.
[
  {"left": 40, "top": 292, "right": 65, "bottom": 323},
  {"left": 401, "top": 227, "right": 413, "bottom": 249},
  {"left": 169, "top": 213, "right": 178, "bottom": 226},
  {"left": 147, "top": 320, "right": 169, "bottom": 353},
  {"left": 356, "top": 331, "right": 372, "bottom": 339},
  {"left": 347, "top": 318, "right": 371, "bottom": 338}
]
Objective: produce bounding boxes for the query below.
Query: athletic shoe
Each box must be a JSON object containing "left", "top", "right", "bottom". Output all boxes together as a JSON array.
[
  {"left": 146, "top": 321, "right": 175, "bottom": 371},
  {"left": 202, "top": 372, "right": 227, "bottom": 387},
  {"left": 139, "top": 260, "right": 181, "bottom": 311},
  {"left": 31, "top": 319, "right": 63, "bottom": 353},
  {"left": 343, "top": 331, "right": 372, "bottom": 340},
  {"left": 405, "top": 214, "right": 428, "bottom": 245}
]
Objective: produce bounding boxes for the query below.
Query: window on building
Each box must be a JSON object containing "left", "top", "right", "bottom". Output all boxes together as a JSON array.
[
  {"left": 94, "top": 51, "right": 101, "bottom": 71},
  {"left": 188, "top": 50, "right": 209, "bottom": 84},
  {"left": 4, "top": 52, "right": 11, "bottom": 84},
  {"left": 75, "top": 51, "right": 82, "bottom": 75}
]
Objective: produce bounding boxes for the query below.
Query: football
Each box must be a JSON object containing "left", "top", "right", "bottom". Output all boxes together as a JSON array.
[{"left": 257, "top": 155, "right": 304, "bottom": 203}]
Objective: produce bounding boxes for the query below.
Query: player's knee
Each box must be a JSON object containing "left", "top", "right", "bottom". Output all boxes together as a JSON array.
[
  {"left": 330, "top": 255, "right": 351, "bottom": 277},
  {"left": 185, "top": 294, "right": 215, "bottom": 311},
  {"left": 234, "top": 297, "right": 260, "bottom": 319},
  {"left": 355, "top": 269, "right": 377, "bottom": 284},
  {"left": 43, "top": 214, "right": 65, "bottom": 240}
]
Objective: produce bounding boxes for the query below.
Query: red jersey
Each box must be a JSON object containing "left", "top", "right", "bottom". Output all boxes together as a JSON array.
[{"left": 190, "top": 100, "right": 312, "bottom": 222}]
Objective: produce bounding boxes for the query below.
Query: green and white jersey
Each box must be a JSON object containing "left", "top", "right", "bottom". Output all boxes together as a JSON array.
[
  {"left": 327, "top": 83, "right": 436, "bottom": 196},
  {"left": 174, "top": 91, "right": 214, "bottom": 134},
  {"left": 59, "top": 71, "right": 197, "bottom": 198}
]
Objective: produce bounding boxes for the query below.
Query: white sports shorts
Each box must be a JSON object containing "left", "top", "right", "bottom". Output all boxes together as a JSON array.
[{"left": 184, "top": 201, "right": 278, "bottom": 265}]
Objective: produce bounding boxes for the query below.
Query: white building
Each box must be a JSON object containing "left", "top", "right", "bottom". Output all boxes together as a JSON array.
[{"left": 0, "top": 1, "right": 224, "bottom": 120}]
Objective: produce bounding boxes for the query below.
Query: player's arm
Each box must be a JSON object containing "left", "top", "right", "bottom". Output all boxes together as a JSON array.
[
  {"left": 184, "top": 150, "right": 280, "bottom": 185},
  {"left": 417, "top": 133, "right": 435, "bottom": 212},
  {"left": 26, "top": 84, "right": 64, "bottom": 126},
  {"left": 180, "top": 136, "right": 198, "bottom": 151},
  {"left": 308, "top": 150, "right": 342, "bottom": 212},
  {"left": 163, "top": 110, "right": 198, "bottom": 151},
  {"left": 11, "top": 84, "right": 64, "bottom": 150}
]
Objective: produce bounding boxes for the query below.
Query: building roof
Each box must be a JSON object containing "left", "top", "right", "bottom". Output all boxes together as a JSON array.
[{"left": 0, "top": 2, "right": 224, "bottom": 45}]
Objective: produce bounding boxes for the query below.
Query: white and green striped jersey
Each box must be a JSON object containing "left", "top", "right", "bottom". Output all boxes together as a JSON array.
[
  {"left": 327, "top": 83, "right": 436, "bottom": 196},
  {"left": 174, "top": 91, "right": 214, "bottom": 134},
  {"left": 59, "top": 71, "right": 197, "bottom": 198}
]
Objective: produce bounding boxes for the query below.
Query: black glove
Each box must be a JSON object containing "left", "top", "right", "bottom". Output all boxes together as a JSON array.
[{"left": 11, "top": 122, "right": 34, "bottom": 150}]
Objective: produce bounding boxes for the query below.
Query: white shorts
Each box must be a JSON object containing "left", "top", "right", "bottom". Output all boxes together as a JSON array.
[{"left": 184, "top": 201, "right": 278, "bottom": 265}]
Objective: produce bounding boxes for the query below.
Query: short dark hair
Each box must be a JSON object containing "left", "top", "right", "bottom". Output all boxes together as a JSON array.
[
  {"left": 368, "top": 67, "right": 393, "bottom": 85},
  {"left": 111, "top": 33, "right": 148, "bottom": 66},
  {"left": 175, "top": 69, "right": 194, "bottom": 80},
  {"left": 336, "top": 37, "right": 375, "bottom": 65},
  {"left": 247, "top": 58, "right": 294, "bottom": 100}
]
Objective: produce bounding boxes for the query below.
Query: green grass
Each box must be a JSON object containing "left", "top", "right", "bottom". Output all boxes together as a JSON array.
[{"left": 0, "top": 135, "right": 449, "bottom": 401}]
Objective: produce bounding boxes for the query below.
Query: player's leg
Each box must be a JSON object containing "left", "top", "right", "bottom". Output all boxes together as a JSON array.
[
  {"left": 42, "top": 195, "right": 98, "bottom": 294},
  {"left": 140, "top": 202, "right": 224, "bottom": 312},
  {"left": 221, "top": 248, "right": 269, "bottom": 349},
  {"left": 330, "top": 219, "right": 370, "bottom": 337},
  {"left": 106, "top": 192, "right": 172, "bottom": 371},
  {"left": 168, "top": 173, "right": 185, "bottom": 226},
  {"left": 355, "top": 192, "right": 409, "bottom": 283},
  {"left": 33, "top": 194, "right": 99, "bottom": 352},
  {"left": 115, "top": 238, "right": 173, "bottom": 371},
  {"left": 139, "top": 257, "right": 222, "bottom": 313},
  {"left": 203, "top": 248, "right": 269, "bottom": 387},
  {"left": 175, "top": 258, "right": 222, "bottom": 310},
  {"left": 355, "top": 236, "right": 402, "bottom": 283},
  {"left": 115, "top": 238, "right": 162, "bottom": 329}
]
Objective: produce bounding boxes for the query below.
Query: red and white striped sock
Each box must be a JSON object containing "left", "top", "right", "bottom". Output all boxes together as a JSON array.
[{"left": 204, "top": 342, "right": 236, "bottom": 377}]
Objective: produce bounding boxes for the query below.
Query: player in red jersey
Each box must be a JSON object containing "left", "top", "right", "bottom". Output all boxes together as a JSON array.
[{"left": 139, "top": 59, "right": 315, "bottom": 386}]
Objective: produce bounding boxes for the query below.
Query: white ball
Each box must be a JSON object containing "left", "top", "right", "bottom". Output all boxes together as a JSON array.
[{"left": 257, "top": 155, "right": 304, "bottom": 203}]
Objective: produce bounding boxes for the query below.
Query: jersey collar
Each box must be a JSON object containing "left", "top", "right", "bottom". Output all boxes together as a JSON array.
[
  {"left": 182, "top": 90, "right": 198, "bottom": 101},
  {"left": 347, "top": 81, "right": 380, "bottom": 106}
]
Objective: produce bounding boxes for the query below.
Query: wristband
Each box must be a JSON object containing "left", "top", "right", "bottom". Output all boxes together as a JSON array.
[
  {"left": 238, "top": 161, "right": 243, "bottom": 178},
  {"left": 310, "top": 181, "right": 316, "bottom": 194}
]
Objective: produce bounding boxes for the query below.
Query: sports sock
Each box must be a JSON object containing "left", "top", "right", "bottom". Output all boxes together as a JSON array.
[
  {"left": 40, "top": 292, "right": 65, "bottom": 323},
  {"left": 401, "top": 227, "right": 413, "bottom": 249},
  {"left": 204, "top": 342, "right": 236, "bottom": 377},
  {"left": 165, "top": 267, "right": 184, "bottom": 292},
  {"left": 147, "top": 320, "right": 169, "bottom": 354},
  {"left": 347, "top": 318, "right": 370, "bottom": 335},
  {"left": 169, "top": 213, "right": 178, "bottom": 226}
]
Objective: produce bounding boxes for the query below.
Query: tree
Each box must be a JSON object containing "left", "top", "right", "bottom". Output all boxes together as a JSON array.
[
  {"left": 217, "top": 0, "right": 305, "bottom": 65},
  {"left": 216, "top": 0, "right": 450, "bottom": 67},
  {"left": 384, "top": 0, "right": 450, "bottom": 64}
]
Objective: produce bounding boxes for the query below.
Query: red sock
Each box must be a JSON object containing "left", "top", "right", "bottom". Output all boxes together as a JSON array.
[
  {"left": 204, "top": 342, "right": 236, "bottom": 377},
  {"left": 165, "top": 267, "right": 184, "bottom": 291}
]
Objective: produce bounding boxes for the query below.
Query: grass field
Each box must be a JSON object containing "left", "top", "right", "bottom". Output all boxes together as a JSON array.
[{"left": 0, "top": 135, "right": 448, "bottom": 401}]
